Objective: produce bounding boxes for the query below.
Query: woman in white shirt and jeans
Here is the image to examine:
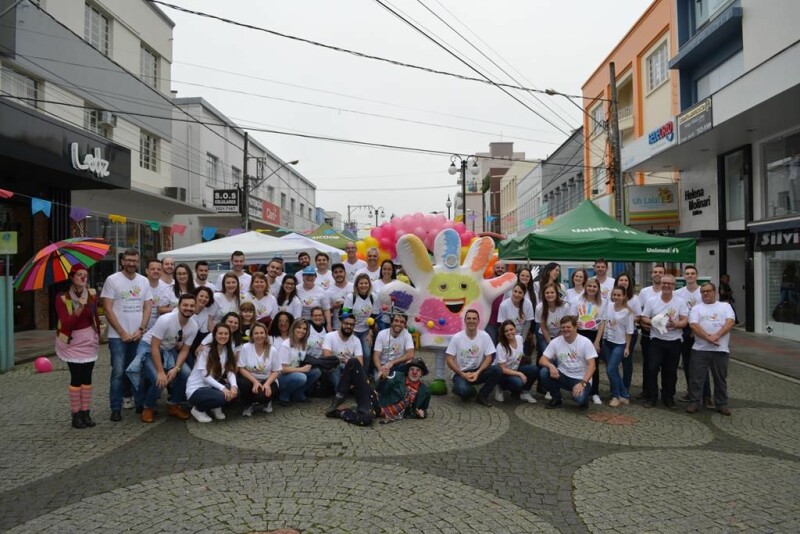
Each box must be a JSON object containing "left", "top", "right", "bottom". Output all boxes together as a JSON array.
[{"left": 186, "top": 323, "right": 239, "bottom": 423}]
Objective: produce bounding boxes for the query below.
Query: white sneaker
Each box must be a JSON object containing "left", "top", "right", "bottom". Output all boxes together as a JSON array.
[
  {"left": 122, "top": 397, "right": 134, "bottom": 410},
  {"left": 242, "top": 404, "right": 254, "bottom": 417},
  {"left": 264, "top": 401, "right": 273, "bottom": 413},
  {"left": 545, "top": 392, "right": 552, "bottom": 400},
  {"left": 210, "top": 407, "right": 226, "bottom": 420},
  {"left": 520, "top": 391, "right": 538, "bottom": 404},
  {"left": 619, "top": 397, "right": 630, "bottom": 405},
  {"left": 494, "top": 389, "right": 505, "bottom": 403},
  {"left": 609, "top": 397, "right": 621, "bottom": 408},
  {"left": 592, "top": 394, "right": 603, "bottom": 405},
  {"left": 191, "top": 407, "right": 212, "bottom": 423}
]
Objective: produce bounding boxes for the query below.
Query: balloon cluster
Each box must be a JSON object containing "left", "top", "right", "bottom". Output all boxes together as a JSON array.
[{"left": 352, "top": 212, "right": 477, "bottom": 261}]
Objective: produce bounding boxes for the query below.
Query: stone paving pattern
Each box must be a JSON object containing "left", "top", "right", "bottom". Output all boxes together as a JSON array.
[{"left": 1, "top": 348, "right": 799, "bottom": 533}]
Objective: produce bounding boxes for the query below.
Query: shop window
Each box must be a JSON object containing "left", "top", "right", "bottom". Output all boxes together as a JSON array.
[
  {"left": 646, "top": 42, "right": 669, "bottom": 93},
  {"left": 140, "top": 130, "right": 159, "bottom": 172},
  {"left": 0, "top": 67, "right": 39, "bottom": 109},
  {"left": 85, "top": 2, "right": 110, "bottom": 56},
  {"left": 766, "top": 251, "right": 800, "bottom": 325},
  {"left": 724, "top": 150, "right": 745, "bottom": 221},
  {"left": 763, "top": 131, "right": 800, "bottom": 218},
  {"left": 140, "top": 44, "right": 159, "bottom": 90}
]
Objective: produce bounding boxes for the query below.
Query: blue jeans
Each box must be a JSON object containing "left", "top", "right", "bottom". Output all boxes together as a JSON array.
[
  {"left": 623, "top": 330, "right": 638, "bottom": 390},
  {"left": 485, "top": 323, "right": 499, "bottom": 346},
  {"left": 188, "top": 388, "right": 227, "bottom": 412},
  {"left": 539, "top": 367, "right": 591, "bottom": 406},
  {"left": 108, "top": 337, "right": 138, "bottom": 411},
  {"left": 137, "top": 346, "right": 190, "bottom": 409},
  {"left": 452, "top": 365, "right": 502, "bottom": 400},
  {"left": 604, "top": 341, "right": 629, "bottom": 399},
  {"left": 498, "top": 364, "right": 539, "bottom": 393},
  {"left": 325, "top": 363, "right": 346, "bottom": 392},
  {"left": 279, "top": 368, "right": 322, "bottom": 402},
  {"left": 536, "top": 331, "right": 551, "bottom": 357}
]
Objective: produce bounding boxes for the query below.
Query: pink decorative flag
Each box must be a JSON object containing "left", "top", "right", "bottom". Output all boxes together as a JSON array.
[{"left": 170, "top": 224, "right": 187, "bottom": 236}]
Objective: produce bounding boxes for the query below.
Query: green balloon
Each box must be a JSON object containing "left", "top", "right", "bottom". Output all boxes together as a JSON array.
[{"left": 429, "top": 379, "right": 447, "bottom": 395}]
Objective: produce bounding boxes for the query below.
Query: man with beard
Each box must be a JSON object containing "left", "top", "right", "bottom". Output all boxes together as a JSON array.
[
  {"left": 216, "top": 250, "right": 251, "bottom": 293},
  {"left": 194, "top": 260, "right": 216, "bottom": 292},
  {"left": 636, "top": 264, "right": 665, "bottom": 400},
  {"left": 326, "top": 357, "right": 431, "bottom": 426},
  {"left": 445, "top": 310, "right": 502, "bottom": 407},
  {"left": 144, "top": 259, "right": 169, "bottom": 331},
  {"left": 294, "top": 252, "right": 312, "bottom": 283},
  {"left": 132, "top": 294, "right": 197, "bottom": 423},
  {"left": 372, "top": 314, "right": 415, "bottom": 381},
  {"left": 326, "top": 263, "right": 352, "bottom": 330},
  {"left": 343, "top": 241, "right": 366, "bottom": 283},
  {"left": 322, "top": 314, "right": 363, "bottom": 390},
  {"left": 265, "top": 258, "right": 285, "bottom": 298},
  {"left": 160, "top": 256, "right": 175, "bottom": 285}
]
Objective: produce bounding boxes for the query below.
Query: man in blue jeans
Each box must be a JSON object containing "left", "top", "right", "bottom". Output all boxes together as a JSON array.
[
  {"left": 100, "top": 248, "right": 153, "bottom": 422},
  {"left": 538, "top": 315, "right": 597, "bottom": 409},
  {"left": 445, "top": 310, "right": 501, "bottom": 407}
]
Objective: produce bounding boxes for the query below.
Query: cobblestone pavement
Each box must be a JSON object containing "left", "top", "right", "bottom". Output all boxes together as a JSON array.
[{"left": 0, "top": 348, "right": 798, "bottom": 533}]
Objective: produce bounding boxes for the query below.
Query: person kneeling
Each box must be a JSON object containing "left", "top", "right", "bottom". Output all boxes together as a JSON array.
[
  {"left": 326, "top": 358, "right": 430, "bottom": 426},
  {"left": 186, "top": 323, "right": 239, "bottom": 423},
  {"left": 538, "top": 316, "right": 597, "bottom": 410}
]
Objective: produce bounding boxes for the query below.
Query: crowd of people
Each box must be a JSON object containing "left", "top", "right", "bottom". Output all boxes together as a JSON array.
[{"left": 53, "top": 247, "right": 736, "bottom": 430}]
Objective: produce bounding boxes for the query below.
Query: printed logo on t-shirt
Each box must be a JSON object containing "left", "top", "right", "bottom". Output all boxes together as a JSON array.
[
  {"left": 557, "top": 347, "right": 579, "bottom": 364},
  {"left": 121, "top": 285, "right": 143, "bottom": 299},
  {"left": 318, "top": 278, "right": 332, "bottom": 290},
  {"left": 600, "top": 286, "right": 611, "bottom": 300},
  {"left": 577, "top": 302, "right": 600, "bottom": 330}
]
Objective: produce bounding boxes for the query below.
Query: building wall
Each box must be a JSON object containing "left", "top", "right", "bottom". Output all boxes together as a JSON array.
[{"left": 741, "top": 0, "right": 800, "bottom": 70}]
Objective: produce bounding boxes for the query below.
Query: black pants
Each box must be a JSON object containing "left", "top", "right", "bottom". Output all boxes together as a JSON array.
[
  {"left": 337, "top": 358, "right": 380, "bottom": 426},
  {"left": 578, "top": 329, "right": 601, "bottom": 396},
  {"left": 67, "top": 361, "right": 95, "bottom": 387},
  {"left": 645, "top": 338, "right": 682, "bottom": 403},
  {"left": 640, "top": 330, "right": 651, "bottom": 395},
  {"left": 236, "top": 375, "right": 279, "bottom": 405}
]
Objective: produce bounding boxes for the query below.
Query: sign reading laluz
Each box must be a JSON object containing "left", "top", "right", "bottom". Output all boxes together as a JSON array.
[{"left": 70, "top": 143, "right": 110, "bottom": 178}]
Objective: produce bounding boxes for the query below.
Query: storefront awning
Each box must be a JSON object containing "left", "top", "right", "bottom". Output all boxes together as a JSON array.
[{"left": 72, "top": 188, "right": 213, "bottom": 222}]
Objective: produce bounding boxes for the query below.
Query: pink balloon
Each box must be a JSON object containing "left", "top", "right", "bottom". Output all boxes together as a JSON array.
[
  {"left": 379, "top": 237, "right": 392, "bottom": 250},
  {"left": 34, "top": 356, "right": 52, "bottom": 373},
  {"left": 442, "top": 220, "right": 455, "bottom": 230},
  {"left": 460, "top": 233, "right": 472, "bottom": 246},
  {"left": 370, "top": 227, "right": 382, "bottom": 239},
  {"left": 424, "top": 234, "right": 436, "bottom": 250},
  {"left": 395, "top": 229, "right": 407, "bottom": 239},
  {"left": 414, "top": 226, "right": 426, "bottom": 239},
  {"left": 413, "top": 212, "right": 424, "bottom": 222},
  {"left": 454, "top": 222, "right": 466, "bottom": 234},
  {"left": 382, "top": 224, "right": 396, "bottom": 239}
]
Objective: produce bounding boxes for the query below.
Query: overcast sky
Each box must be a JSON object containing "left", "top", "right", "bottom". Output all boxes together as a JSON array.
[{"left": 165, "top": 0, "right": 653, "bottom": 230}]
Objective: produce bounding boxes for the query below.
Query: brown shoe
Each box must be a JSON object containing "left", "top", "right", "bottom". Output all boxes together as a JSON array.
[
  {"left": 703, "top": 397, "right": 715, "bottom": 409},
  {"left": 167, "top": 404, "right": 190, "bottom": 420},
  {"left": 718, "top": 406, "right": 732, "bottom": 416},
  {"left": 141, "top": 408, "right": 155, "bottom": 423},
  {"left": 686, "top": 403, "right": 699, "bottom": 414}
]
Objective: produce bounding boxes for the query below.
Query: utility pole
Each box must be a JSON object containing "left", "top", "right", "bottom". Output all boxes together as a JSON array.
[
  {"left": 609, "top": 62, "right": 623, "bottom": 222},
  {"left": 242, "top": 131, "right": 250, "bottom": 231}
]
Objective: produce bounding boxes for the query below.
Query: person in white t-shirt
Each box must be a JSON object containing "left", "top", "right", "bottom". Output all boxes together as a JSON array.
[
  {"left": 565, "top": 268, "right": 587, "bottom": 307},
  {"left": 372, "top": 314, "right": 415, "bottom": 381},
  {"left": 613, "top": 272, "right": 642, "bottom": 394},
  {"left": 160, "top": 256, "right": 175, "bottom": 286},
  {"left": 603, "top": 286, "right": 635, "bottom": 407},
  {"left": 326, "top": 263, "right": 352, "bottom": 330},
  {"left": 687, "top": 283, "right": 736, "bottom": 415},
  {"left": 498, "top": 283, "right": 534, "bottom": 339},
  {"left": 100, "top": 248, "right": 153, "bottom": 422},
  {"left": 243, "top": 272, "right": 279, "bottom": 326},
  {"left": 293, "top": 252, "right": 312, "bottom": 284},
  {"left": 593, "top": 258, "right": 615, "bottom": 305},
  {"left": 538, "top": 315, "right": 597, "bottom": 409},
  {"left": 640, "top": 274, "right": 689, "bottom": 409},
  {"left": 186, "top": 323, "right": 239, "bottom": 423},
  {"left": 215, "top": 250, "right": 251, "bottom": 294},
  {"left": 296, "top": 266, "right": 332, "bottom": 328},
  {"left": 675, "top": 265, "right": 710, "bottom": 404},
  {"left": 131, "top": 294, "right": 197, "bottom": 423},
  {"left": 278, "top": 317, "right": 323, "bottom": 404},
  {"left": 494, "top": 320, "right": 538, "bottom": 404},
  {"left": 445, "top": 310, "right": 502, "bottom": 406},
  {"left": 322, "top": 314, "right": 363, "bottom": 390},
  {"left": 534, "top": 283, "right": 576, "bottom": 355},
  {"left": 144, "top": 259, "right": 169, "bottom": 331},
  {"left": 265, "top": 258, "right": 285, "bottom": 298},
  {"left": 314, "top": 252, "right": 335, "bottom": 291},
  {"left": 343, "top": 241, "right": 367, "bottom": 282},
  {"left": 236, "top": 323, "right": 281, "bottom": 416},
  {"left": 355, "top": 247, "right": 381, "bottom": 281},
  {"left": 636, "top": 264, "right": 665, "bottom": 400},
  {"left": 194, "top": 260, "right": 216, "bottom": 292}
]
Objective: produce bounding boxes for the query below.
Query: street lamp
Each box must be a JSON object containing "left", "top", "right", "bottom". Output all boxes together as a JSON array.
[
  {"left": 368, "top": 206, "right": 385, "bottom": 227},
  {"left": 445, "top": 195, "right": 452, "bottom": 219},
  {"left": 242, "top": 158, "right": 298, "bottom": 231},
  {"left": 448, "top": 155, "right": 479, "bottom": 223}
]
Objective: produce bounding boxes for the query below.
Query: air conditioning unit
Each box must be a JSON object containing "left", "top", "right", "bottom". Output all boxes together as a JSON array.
[
  {"left": 98, "top": 111, "right": 117, "bottom": 128},
  {"left": 163, "top": 187, "right": 187, "bottom": 202}
]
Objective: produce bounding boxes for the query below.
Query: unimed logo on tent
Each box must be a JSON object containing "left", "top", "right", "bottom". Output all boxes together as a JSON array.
[{"left": 647, "top": 247, "right": 679, "bottom": 254}]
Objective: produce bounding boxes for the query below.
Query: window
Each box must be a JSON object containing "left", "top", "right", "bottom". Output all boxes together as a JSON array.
[
  {"left": 590, "top": 104, "right": 605, "bottom": 136},
  {"left": 290, "top": 198, "right": 296, "bottom": 214},
  {"left": 308, "top": 207, "right": 313, "bottom": 220},
  {"left": 231, "top": 166, "right": 241, "bottom": 187},
  {"left": 206, "top": 153, "right": 219, "bottom": 185},
  {"left": 280, "top": 193, "right": 286, "bottom": 209},
  {"left": 694, "top": 0, "right": 730, "bottom": 32},
  {"left": 139, "top": 131, "right": 158, "bottom": 172},
  {"left": 84, "top": 3, "right": 110, "bottom": 56},
  {"left": 267, "top": 185, "right": 275, "bottom": 203},
  {"left": 724, "top": 151, "right": 745, "bottom": 221},
  {"left": 647, "top": 42, "right": 669, "bottom": 92},
  {"left": 140, "top": 44, "right": 158, "bottom": 90},
  {"left": 763, "top": 131, "right": 800, "bottom": 218},
  {"left": 300, "top": 203, "right": 305, "bottom": 218},
  {"left": 84, "top": 106, "right": 110, "bottom": 138},
  {"left": 0, "top": 67, "right": 39, "bottom": 109}
]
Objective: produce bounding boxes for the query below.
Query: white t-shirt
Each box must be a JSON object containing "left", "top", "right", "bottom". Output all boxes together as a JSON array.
[
  {"left": 315, "top": 270, "right": 335, "bottom": 291},
  {"left": 566, "top": 288, "right": 584, "bottom": 307},
  {"left": 575, "top": 296, "right": 605, "bottom": 332},
  {"left": 141, "top": 310, "right": 199, "bottom": 351},
  {"left": 603, "top": 303, "right": 635, "bottom": 345},
  {"left": 676, "top": 286, "right": 702, "bottom": 314},
  {"left": 213, "top": 292, "right": 241, "bottom": 322},
  {"left": 216, "top": 271, "right": 251, "bottom": 294},
  {"left": 373, "top": 328, "right": 414, "bottom": 366},
  {"left": 643, "top": 295, "right": 689, "bottom": 342},
  {"left": 344, "top": 259, "right": 367, "bottom": 282},
  {"left": 497, "top": 298, "right": 534, "bottom": 336},
  {"left": 267, "top": 274, "right": 284, "bottom": 297},
  {"left": 446, "top": 330, "right": 495, "bottom": 372},
  {"left": 542, "top": 334, "right": 598, "bottom": 380},
  {"left": 638, "top": 285, "right": 661, "bottom": 308},
  {"left": 276, "top": 295, "right": 302, "bottom": 320},
  {"left": 355, "top": 266, "right": 381, "bottom": 281},
  {"left": 597, "top": 276, "right": 615, "bottom": 304},
  {"left": 322, "top": 331, "right": 363, "bottom": 364},
  {"left": 195, "top": 280, "right": 216, "bottom": 293},
  {"left": 326, "top": 282, "right": 353, "bottom": 329},
  {"left": 343, "top": 292, "right": 377, "bottom": 333},
  {"left": 186, "top": 346, "right": 237, "bottom": 399},
  {"left": 278, "top": 338, "right": 307, "bottom": 368},
  {"left": 146, "top": 280, "right": 170, "bottom": 330},
  {"left": 296, "top": 285, "right": 330, "bottom": 320},
  {"left": 237, "top": 343, "right": 280, "bottom": 381},
  {"left": 100, "top": 272, "right": 153, "bottom": 339},
  {"left": 495, "top": 335, "right": 525, "bottom": 371},
  {"left": 535, "top": 302, "right": 576, "bottom": 337},
  {"left": 192, "top": 303, "right": 217, "bottom": 334},
  {"left": 690, "top": 301, "right": 735, "bottom": 352},
  {"left": 307, "top": 325, "right": 327, "bottom": 357},
  {"left": 242, "top": 293, "right": 279, "bottom": 320}
]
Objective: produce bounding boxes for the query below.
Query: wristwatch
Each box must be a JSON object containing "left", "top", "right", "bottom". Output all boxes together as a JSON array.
[{"left": 580, "top": 380, "right": 588, "bottom": 387}]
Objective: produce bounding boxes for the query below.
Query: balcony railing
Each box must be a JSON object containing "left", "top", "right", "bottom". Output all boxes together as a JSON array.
[{"left": 618, "top": 105, "right": 633, "bottom": 120}]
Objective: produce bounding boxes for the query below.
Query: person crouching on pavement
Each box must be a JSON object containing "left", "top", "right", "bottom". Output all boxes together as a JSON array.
[
  {"left": 494, "top": 320, "right": 539, "bottom": 404},
  {"left": 186, "top": 323, "right": 239, "bottom": 423},
  {"left": 445, "top": 309, "right": 502, "bottom": 407},
  {"left": 538, "top": 315, "right": 597, "bottom": 410},
  {"left": 326, "top": 357, "right": 431, "bottom": 425}
]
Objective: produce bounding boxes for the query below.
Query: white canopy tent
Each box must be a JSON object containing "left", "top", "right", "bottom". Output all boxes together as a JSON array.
[
  {"left": 157, "top": 231, "right": 325, "bottom": 265},
  {"left": 280, "top": 233, "right": 343, "bottom": 263}
]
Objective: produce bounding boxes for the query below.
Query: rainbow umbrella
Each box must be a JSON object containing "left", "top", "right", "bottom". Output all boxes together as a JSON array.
[{"left": 14, "top": 237, "right": 110, "bottom": 291}]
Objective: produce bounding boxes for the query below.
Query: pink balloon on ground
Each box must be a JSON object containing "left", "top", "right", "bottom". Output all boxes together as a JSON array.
[{"left": 34, "top": 357, "right": 52, "bottom": 373}]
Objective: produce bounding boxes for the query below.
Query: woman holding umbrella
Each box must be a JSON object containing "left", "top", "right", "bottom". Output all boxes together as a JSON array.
[{"left": 55, "top": 264, "right": 102, "bottom": 429}]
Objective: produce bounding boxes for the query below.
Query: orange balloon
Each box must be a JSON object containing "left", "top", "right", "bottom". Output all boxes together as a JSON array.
[
  {"left": 356, "top": 251, "right": 366, "bottom": 261},
  {"left": 484, "top": 254, "right": 498, "bottom": 278}
]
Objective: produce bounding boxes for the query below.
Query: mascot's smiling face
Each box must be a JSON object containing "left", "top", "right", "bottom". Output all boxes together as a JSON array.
[{"left": 428, "top": 273, "right": 480, "bottom": 314}]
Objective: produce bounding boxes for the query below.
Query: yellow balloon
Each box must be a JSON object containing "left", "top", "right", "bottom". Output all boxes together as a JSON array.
[
  {"left": 378, "top": 250, "right": 391, "bottom": 264},
  {"left": 367, "top": 317, "right": 375, "bottom": 326},
  {"left": 356, "top": 241, "right": 367, "bottom": 254},
  {"left": 364, "top": 236, "right": 379, "bottom": 249}
]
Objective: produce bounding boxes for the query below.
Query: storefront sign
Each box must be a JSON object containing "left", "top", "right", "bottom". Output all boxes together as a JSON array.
[
  {"left": 647, "top": 228, "right": 676, "bottom": 236},
  {"left": 213, "top": 189, "right": 240, "bottom": 213},
  {"left": 247, "top": 197, "right": 261, "bottom": 220},
  {"left": 70, "top": 143, "right": 109, "bottom": 178},
  {"left": 620, "top": 118, "right": 677, "bottom": 171},
  {"left": 678, "top": 98, "right": 713, "bottom": 143},
  {"left": 0, "top": 231, "right": 18, "bottom": 255},
  {"left": 262, "top": 201, "right": 280, "bottom": 225},
  {"left": 625, "top": 184, "right": 679, "bottom": 225},
  {"left": 756, "top": 229, "right": 800, "bottom": 251},
  {"left": 684, "top": 187, "right": 712, "bottom": 215},
  {"left": 648, "top": 120, "right": 675, "bottom": 145}
]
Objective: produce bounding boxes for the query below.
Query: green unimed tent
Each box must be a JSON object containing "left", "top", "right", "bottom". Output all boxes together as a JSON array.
[
  {"left": 499, "top": 200, "right": 696, "bottom": 262},
  {"left": 307, "top": 223, "right": 352, "bottom": 249}
]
